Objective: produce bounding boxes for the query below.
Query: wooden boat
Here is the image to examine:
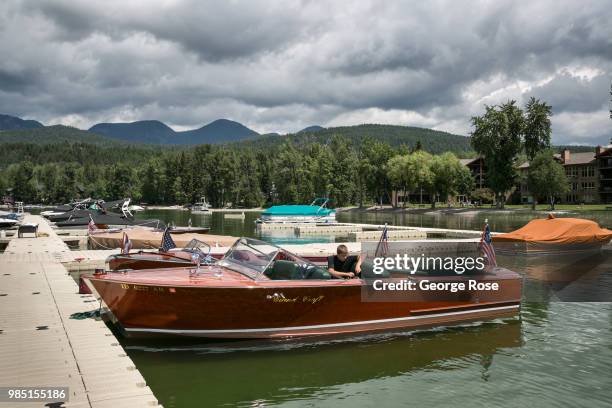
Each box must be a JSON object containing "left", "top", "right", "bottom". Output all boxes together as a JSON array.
[
  {"left": 84, "top": 238, "right": 521, "bottom": 339},
  {"left": 493, "top": 215, "right": 612, "bottom": 255},
  {"left": 105, "top": 238, "right": 328, "bottom": 271},
  {"left": 257, "top": 198, "right": 336, "bottom": 224},
  {"left": 89, "top": 229, "right": 236, "bottom": 250}
]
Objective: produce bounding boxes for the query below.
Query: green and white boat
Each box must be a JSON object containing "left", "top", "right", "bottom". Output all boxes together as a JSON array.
[{"left": 257, "top": 198, "right": 336, "bottom": 224}]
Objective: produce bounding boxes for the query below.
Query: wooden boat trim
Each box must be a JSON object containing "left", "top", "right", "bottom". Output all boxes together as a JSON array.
[
  {"left": 123, "top": 304, "right": 519, "bottom": 335},
  {"left": 410, "top": 300, "right": 513, "bottom": 314}
]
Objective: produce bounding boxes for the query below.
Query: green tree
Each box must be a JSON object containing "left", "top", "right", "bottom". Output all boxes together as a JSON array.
[
  {"left": 527, "top": 150, "right": 569, "bottom": 210},
  {"left": 10, "top": 161, "right": 37, "bottom": 202},
  {"left": 108, "top": 163, "right": 134, "bottom": 200},
  {"left": 360, "top": 138, "right": 394, "bottom": 206},
  {"left": 524, "top": 97, "right": 553, "bottom": 209},
  {"left": 471, "top": 101, "right": 524, "bottom": 208},
  {"left": 524, "top": 97, "right": 552, "bottom": 160},
  {"left": 387, "top": 155, "right": 413, "bottom": 207},
  {"left": 430, "top": 152, "right": 471, "bottom": 207}
]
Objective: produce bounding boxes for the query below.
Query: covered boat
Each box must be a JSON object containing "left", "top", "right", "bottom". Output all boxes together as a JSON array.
[
  {"left": 493, "top": 215, "right": 612, "bottom": 255},
  {"left": 258, "top": 198, "right": 336, "bottom": 223},
  {"left": 84, "top": 238, "right": 521, "bottom": 339},
  {"left": 88, "top": 228, "right": 237, "bottom": 250}
]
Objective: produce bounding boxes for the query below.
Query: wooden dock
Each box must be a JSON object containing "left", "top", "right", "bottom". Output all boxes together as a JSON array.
[{"left": 0, "top": 215, "right": 162, "bottom": 408}]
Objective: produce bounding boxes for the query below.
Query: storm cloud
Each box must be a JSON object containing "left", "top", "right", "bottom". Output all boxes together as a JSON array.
[{"left": 0, "top": 0, "right": 611, "bottom": 144}]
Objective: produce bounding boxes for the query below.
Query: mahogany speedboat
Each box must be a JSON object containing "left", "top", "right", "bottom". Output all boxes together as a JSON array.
[
  {"left": 105, "top": 238, "right": 329, "bottom": 271},
  {"left": 85, "top": 238, "right": 521, "bottom": 339}
]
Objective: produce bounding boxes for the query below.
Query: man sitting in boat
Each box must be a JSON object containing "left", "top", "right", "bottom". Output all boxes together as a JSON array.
[{"left": 328, "top": 244, "right": 362, "bottom": 279}]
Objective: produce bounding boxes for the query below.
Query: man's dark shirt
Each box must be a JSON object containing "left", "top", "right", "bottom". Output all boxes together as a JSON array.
[{"left": 328, "top": 255, "right": 358, "bottom": 272}]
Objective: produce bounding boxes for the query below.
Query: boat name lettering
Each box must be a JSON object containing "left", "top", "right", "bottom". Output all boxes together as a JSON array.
[
  {"left": 266, "top": 293, "right": 325, "bottom": 304},
  {"left": 120, "top": 284, "right": 166, "bottom": 292}
]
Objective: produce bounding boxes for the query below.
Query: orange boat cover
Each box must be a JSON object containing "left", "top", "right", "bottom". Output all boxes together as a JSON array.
[{"left": 493, "top": 217, "right": 612, "bottom": 245}]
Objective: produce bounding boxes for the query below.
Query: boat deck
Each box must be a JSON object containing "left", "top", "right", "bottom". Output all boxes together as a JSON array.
[{"left": 0, "top": 215, "right": 162, "bottom": 407}]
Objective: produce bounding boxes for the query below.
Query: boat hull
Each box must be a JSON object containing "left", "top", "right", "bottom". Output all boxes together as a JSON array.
[
  {"left": 494, "top": 240, "right": 608, "bottom": 255},
  {"left": 86, "top": 271, "right": 521, "bottom": 339}
]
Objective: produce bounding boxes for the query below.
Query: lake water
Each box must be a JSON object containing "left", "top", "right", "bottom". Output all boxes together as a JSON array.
[{"left": 120, "top": 209, "right": 612, "bottom": 407}]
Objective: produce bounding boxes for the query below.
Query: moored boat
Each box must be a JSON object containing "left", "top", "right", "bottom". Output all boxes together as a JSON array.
[
  {"left": 258, "top": 198, "right": 336, "bottom": 224},
  {"left": 493, "top": 215, "right": 612, "bottom": 255},
  {"left": 0, "top": 217, "right": 19, "bottom": 228},
  {"left": 89, "top": 228, "right": 237, "bottom": 250},
  {"left": 105, "top": 238, "right": 328, "bottom": 271},
  {"left": 190, "top": 197, "right": 211, "bottom": 214},
  {"left": 85, "top": 238, "right": 521, "bottom": 339}
]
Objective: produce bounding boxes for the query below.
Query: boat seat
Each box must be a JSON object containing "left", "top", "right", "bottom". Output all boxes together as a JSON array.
[
  {"left": 265, "top": 260, "right": 331, "bottom": 280},
  {"left": 359, "top": 260, "right": 391, "bottom": 279}
]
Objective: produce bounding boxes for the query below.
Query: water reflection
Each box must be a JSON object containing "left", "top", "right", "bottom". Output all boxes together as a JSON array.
[
  {"left": 498, "top": 251, "right": 612, "bottom": 302},
  {"left": 124, "top": 320, "right": 522, "bottom": 407},
  {"left": 107, "top": 209, "right": 612, "bottom": 407}
]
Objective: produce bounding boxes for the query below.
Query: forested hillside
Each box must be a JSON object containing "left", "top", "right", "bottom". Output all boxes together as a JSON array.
[
  {"left": 0, "top": 125, "right": 122, "bottom": 146},
  {"left": 233, "top": 124, "right": 474, "bottom": 155}
]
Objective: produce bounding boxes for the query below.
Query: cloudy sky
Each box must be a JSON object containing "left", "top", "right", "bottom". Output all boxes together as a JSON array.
[{"left": 1, "top": 0, "right": 611, "bottom": 144}]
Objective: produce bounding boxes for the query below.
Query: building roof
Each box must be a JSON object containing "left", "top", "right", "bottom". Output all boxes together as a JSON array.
[
  {"left": 459, "top": 157, "right": 481, "bottom": 166},
  {"left": 563, "top": 152, "right": 596, "bottom": 165}
]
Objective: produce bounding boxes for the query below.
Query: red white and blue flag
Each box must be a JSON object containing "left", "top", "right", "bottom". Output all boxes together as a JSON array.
[
  {"left": 121, "top": 232, "right": 132, "bottom": 255},
  {"left": 87, "top": 215, "right": 97, "bottom": 234},
  {"left": 479, "top": 221, "right": 497, "bottom": 267},
  {"left": 161, "top": 227, "right": 176, "bottom": 252},
  {"left": 375, "top": 224, "right": 389, "bottom": 257}
]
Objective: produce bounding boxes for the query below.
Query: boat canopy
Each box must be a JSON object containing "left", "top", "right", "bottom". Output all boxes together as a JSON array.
[
  {"left": 493, "top": 216, "right": 612, "bottom": 245},
  {"left": 262, "top": 197, "right": 334, "bottom": 216},
  {"left": 262, "top": 204, "right": 334, "bottom": 216}
]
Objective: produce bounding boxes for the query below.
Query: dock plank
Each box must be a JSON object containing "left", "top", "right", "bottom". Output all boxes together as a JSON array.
[{"left": 0, "top": 215, "right": 162, "bottom": 408}]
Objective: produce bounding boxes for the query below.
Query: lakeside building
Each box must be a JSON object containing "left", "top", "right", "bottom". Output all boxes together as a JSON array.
[
  {"left": 459, "top": 157, "right": 487, "bottom": 189},
  {"left": 597, "top": 144, "right": 612, "bottom": 204},
  {"left": 391, "top": 141, "right": 612, "bottom": 206},
  {"left": 519, "top": 143, "right": 612, "bottom": 205}
]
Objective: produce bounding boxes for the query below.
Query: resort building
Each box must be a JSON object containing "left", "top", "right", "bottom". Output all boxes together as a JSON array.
[
  {"left": 519, "top": 144, "right": 612, "bottom": 204},
  {"left": 597, "top": 144, "right": 612, "bottom": 204},
  {"left": 391, "top": 142, "right": 612, "bottom": 206},
  {"left": 459, "top": 157, "right": 487, "bottom": 189}
]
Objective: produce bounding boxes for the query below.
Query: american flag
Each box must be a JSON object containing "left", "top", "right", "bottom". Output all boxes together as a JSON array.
[
  {"left": 375, "top": 224, "right": 389, "bottom": 257},
  {"left": 479, "top": 221, "right": 497, "bottom": 267},
  {"left": 121, "top": 232, "right": 132, "bottom": 255},
  {"left": 161, "top": 227, "right": 176, "bottom": 252},
  {"left": 87, "top": 215, "right": 97, "bottom": 234}
]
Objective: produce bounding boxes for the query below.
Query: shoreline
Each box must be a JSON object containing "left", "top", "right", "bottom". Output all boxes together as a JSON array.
[{"left": 337, "top": 205, "right": 610, "bottom": 215}]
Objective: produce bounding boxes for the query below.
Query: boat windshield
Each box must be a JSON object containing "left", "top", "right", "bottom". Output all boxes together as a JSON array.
[
  {"left": 218, "top": 237, "right": 327, "bottom": 280},
  {"left": 184, "top": 238, "right": 211, "bottom": 258},
  {"left": 218, "top": 238, "right": 278, "bottom": 279}
]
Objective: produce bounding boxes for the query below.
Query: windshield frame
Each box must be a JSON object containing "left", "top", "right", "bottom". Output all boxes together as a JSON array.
[{"left": 220, "top": 237, "right": 321, "bottom": 281}]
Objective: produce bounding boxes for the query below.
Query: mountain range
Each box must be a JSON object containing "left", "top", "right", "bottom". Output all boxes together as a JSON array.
[
  {"left": 0, "top": 113, "right": 44, "bottom": 130},
  {"left": 0, "top": 114, "right": 260, "bottom": 145},
  {"left": 0, "top": 113, "right": 472, "bottom": 152},
  {"left": 0, "top": 113, "right": 598, "bottom": 155},
  {"left": 89, "top": 118, "right": 258, "bottom": 144}
]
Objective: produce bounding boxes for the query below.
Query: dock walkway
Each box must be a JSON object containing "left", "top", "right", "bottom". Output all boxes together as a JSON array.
[{"left": 0, "top": 215, "right": 161, "bottom": 408}]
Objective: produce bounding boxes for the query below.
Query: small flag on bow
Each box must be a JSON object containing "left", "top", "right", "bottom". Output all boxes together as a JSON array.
[
  {"left": 121, "top": 232, "right": 132, "bottom": 255},
  {"left": 479, "top": 221, "right": 497, "bottom": 267},
  {"left": 375, "top": 224, "right": 389, "bottom": 257},
  {"left": 161, "top": 227, "right": 176, "bottom": 252},
  {"left": 87, "top": 215, "right": 97, "bottom": 234}
]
